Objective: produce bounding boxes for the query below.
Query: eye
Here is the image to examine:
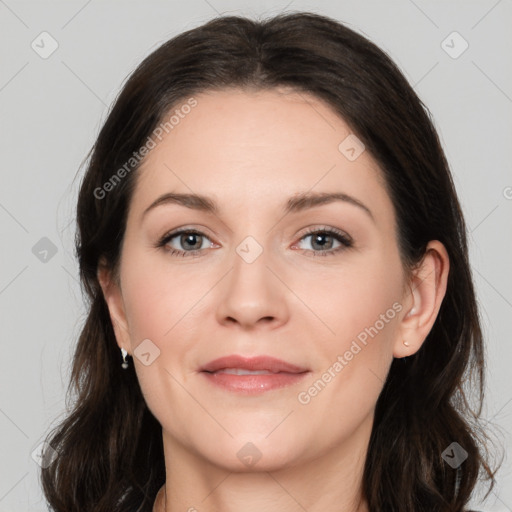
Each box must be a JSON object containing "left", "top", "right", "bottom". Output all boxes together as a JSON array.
[
  {"left": 156, "top": 226, "right": 353, "bottom": 258},
  {"left": 293, "top": 226, "right": 353, "bottom": 257},
  {"left": 156, "top": 228, "right": 214, "bottom": 257}
]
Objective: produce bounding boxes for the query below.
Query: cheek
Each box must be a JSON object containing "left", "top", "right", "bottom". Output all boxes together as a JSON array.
[
  {"left": 297, "top": 277, "right": 400, "bottom": 433},
  {"left": 119, "top": 256, "right": 207, "bottom": 421},
  {"left": 120, "top": 245, "right": 210, "bottom": 343},
  {"left": 317, "top": 257, "right": 403, "bottom": 349}
]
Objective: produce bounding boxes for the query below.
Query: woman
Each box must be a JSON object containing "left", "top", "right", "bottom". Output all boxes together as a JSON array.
[{"left": 40, "top": 11, "right": 496, "bottom": 512}]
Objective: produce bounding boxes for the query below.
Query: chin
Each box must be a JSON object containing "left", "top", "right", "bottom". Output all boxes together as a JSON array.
[{"left": 193, "top": 433, "right": 307, "bottom": 473}]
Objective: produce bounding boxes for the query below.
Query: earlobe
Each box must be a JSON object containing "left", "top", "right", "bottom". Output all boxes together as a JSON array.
[
  {"left": 394, "top": 240, "right": 450, "bottom": 358},
  {"left": 97, "top": 261, "right": 131, "bottom": 354}
]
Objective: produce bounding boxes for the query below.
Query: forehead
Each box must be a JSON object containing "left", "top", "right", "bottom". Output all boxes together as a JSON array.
[{"left": 129, "top": 87, "right": 390, "bottom": 222}]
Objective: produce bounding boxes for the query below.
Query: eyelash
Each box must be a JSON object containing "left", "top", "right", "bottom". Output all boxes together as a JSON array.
[{"left": 155, "top": 226, "right": 353, "bottom": 258}]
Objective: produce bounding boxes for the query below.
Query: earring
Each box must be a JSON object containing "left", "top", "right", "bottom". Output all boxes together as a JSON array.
[
  {"left": 121, "top": 348, "right": 129, "bottom": 369},
  {"left": 403, "top": 340, "right": 410, "bottom": 347}
]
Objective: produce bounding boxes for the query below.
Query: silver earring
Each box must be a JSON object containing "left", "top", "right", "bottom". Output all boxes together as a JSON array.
[
  {"left": 403, "top": 340, "right": 410, "bottom": 347},
  {"left": 121, "top": 348, "right": 129, "bottom": 369}
]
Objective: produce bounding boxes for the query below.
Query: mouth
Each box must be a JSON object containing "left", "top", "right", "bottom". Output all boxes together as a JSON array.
[
  {"left": 200, "top": 354, "right": 308, "bottom": 374},
  {"left": 206, "top": 368, "right": 285, "bottom": 375},
  {"left": 199, "top": 355, "right": 310, "bottom": 394}
]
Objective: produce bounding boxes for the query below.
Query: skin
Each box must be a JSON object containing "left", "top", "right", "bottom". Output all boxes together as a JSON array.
[{"left": 98, "top": 87, "right": 449, "bottom": 512}]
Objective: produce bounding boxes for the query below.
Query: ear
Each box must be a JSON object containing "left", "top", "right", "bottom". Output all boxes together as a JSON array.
[
  {"left": 394, "top": 240, "right": 450, "bottom": 358},
  {"left": 97, "top": 258, "right": 131, "bottom": 355}
]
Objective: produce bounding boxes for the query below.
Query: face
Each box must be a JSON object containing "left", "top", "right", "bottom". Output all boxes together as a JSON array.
[{"left": 104, "top": 87, "right": 411, "bottom": 472}]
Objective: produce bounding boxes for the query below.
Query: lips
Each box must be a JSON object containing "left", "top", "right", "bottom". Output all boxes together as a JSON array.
[
  {"left": 199, "top": 355, "right": 310, "bottom": 394},
  {"left": 200, "top": 355, "right": 308, "bottom": 374}
]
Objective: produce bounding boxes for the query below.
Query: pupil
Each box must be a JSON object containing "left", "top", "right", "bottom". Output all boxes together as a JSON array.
[
  {"left": 313, "top": 233, "right": 331, "bottom": 250},
  {"left": 183, "top": 233, "right": 201, "bottom": 249}
]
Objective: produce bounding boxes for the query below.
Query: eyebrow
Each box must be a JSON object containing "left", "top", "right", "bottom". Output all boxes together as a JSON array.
[{"left": 141, "top": 191, "right": 374, "bottom": 222}]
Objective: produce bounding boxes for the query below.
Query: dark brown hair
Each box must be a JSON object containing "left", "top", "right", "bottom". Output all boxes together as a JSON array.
[{"left": 41, "top": 11, "right": 497, "bottom": 512}]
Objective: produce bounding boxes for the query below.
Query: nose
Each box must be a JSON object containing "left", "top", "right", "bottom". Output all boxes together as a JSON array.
[{"left": 215, "top": 241, "right": 290, "bottom": 330}]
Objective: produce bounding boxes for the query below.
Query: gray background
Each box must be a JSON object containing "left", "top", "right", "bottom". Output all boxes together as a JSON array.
[{"left": 0, "top": 0, "right": 511, "bottom": 510}]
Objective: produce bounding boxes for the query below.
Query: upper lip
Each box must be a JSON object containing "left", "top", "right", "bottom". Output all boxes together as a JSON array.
[{"left": 200, "top": 355, "right": 308, "bottom": 374}]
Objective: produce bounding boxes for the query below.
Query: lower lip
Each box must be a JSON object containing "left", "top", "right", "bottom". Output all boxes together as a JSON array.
[{"left": 200, "top": 371, "right": 309, "bottom": 394}]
